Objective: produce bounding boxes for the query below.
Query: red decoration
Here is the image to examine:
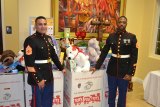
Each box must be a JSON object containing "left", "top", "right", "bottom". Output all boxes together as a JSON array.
[
  {"left": 75, "top": 31, "right": 86, "bottom": 40},
  {"left": 75, "top": 31, "right": 81, "bottom": 39},
  {"left": 80, "top": 31, "right": 86, "bottom": 40}
]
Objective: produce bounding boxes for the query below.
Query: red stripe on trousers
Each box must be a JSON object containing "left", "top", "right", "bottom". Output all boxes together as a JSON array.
[{"left": 33, "top": 86, "right": 36, "bottom": 107}]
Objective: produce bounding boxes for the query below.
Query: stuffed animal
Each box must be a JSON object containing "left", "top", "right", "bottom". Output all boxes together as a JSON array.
[
  {"left": 0, "top": 50, "right": 25, "bottom": 73},
  {"left": 66, "top": 45, "right": 90, "bottom": 72},
  {"left": 15, "top": 49, "right": 25, "bottom": 67},
  {"left": 88, "top": 38, "right": 101, "bottom": 64}
]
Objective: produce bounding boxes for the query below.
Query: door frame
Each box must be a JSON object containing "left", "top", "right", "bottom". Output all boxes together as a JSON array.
[{"left": 0, "top": 0, "right": 3, "bottom": 54}]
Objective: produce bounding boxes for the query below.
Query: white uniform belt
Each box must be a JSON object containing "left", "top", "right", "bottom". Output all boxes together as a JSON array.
[
  {"left": 35, "top": 59, "right": 52, "bottom": 64},
  {"left": 112, "top": 54, "right": 130, "bottom": 58}
]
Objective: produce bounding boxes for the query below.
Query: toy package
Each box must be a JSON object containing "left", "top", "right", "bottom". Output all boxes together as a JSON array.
[{"left": 0, "top": 50, "right": 25, "bottom": 73}]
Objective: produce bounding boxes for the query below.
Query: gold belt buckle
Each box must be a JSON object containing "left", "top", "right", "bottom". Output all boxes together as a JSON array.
[
  {"left": 117, "top": 54, "right": 121, "bottom": 58},
  {"left": 47, "top": 59, "right": 52, "bottom": 63}
]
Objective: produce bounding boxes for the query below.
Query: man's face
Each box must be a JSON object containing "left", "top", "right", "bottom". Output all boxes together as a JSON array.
[
  {"left": 117, "top": 17, "right": 127, "bottom": 31},
  {"left": 35, "top": 19, "right": 47, "bottom": 34}
]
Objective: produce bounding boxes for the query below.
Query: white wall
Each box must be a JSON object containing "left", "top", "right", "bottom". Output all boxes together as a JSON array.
[
  {"left": 126, "top": 0, "right": 160, "bottom": 79},
  {"left": 1, "top": 0, "right": 19, "bottom": 52}
]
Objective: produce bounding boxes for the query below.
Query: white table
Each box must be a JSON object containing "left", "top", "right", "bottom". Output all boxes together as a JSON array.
[{"left": 143, "top": 70, "right": 160, "bottom": 107}]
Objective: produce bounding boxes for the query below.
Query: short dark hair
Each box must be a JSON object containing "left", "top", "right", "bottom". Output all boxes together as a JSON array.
[
  {"left": 118, "top": 16, "right": 127, "bottom": 22},
  {"left": 35, "top": 16, "right": 46, "bottom": 24}
]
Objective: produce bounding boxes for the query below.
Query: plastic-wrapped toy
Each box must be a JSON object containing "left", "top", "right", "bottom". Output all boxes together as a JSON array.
[
  {"left": 15, "top": 49, "right": 25, "bottom": 67},
  {"left": 88, "top": 38, "right": 101, "bottom": 65},
  {"left": 0, "top": 50, "right": 25, "bottom": 73}
]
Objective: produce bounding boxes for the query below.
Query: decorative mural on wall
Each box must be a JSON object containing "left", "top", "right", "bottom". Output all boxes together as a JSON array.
[{"left": 58, "top": 0, "right": 126, "bottom": 34}]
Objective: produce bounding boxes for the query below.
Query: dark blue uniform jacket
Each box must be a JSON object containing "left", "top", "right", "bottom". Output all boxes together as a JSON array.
[
  {"left": 24, "top": 32, "right": 63, "bottom": 85},
  {"left": 95, "top": 31, "right": 138, "bottom": 78}
]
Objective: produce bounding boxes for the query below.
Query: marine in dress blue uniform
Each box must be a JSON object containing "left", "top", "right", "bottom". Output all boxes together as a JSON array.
[
  {"left": 92, "top": 16, "right": 138, "bottom": 107},
  {"left": 24, "top": 16, "right": 65, "bottom": 107}
]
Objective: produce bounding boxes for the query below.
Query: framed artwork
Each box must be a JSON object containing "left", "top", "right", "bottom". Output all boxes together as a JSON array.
[
  {"left": 52, "top": 0, "right": 126, "bottom": 39},
  {"left": 6, "top": 26, "right": 12, "bottom": 34}
]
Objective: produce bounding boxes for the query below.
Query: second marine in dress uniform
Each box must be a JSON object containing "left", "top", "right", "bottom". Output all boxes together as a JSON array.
[{"left": 92, "top": 16, "right": 138, "bottom": 107}]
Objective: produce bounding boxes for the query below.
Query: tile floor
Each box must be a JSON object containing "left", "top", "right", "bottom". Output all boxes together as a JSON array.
[{"left": 126, "top": 82, "right": 154, "bottom": 107}]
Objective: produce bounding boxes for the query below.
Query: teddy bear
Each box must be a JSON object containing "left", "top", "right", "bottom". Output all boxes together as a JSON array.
[
  {"left": 66, "top": 45, "right": 90, "bottom": 72},
  {"left": 0, "top": 50, "right": 25, "bottom": 73},
  {"left": 88, "top": 38, "right": 101, "bottom": 65}
]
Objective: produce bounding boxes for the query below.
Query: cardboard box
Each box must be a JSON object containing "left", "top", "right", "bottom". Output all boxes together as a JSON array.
[
  {"left": 0, "top": 74, "right": 25, "bottom": 107},
  {"left": 64, "top": 70, "right": 105, "bottom": 107}
]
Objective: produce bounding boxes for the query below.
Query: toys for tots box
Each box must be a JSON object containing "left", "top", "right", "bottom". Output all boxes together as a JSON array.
[
  {"left": 0, "top": 74, "right": 24, "bottom": 107},
  {"left": 64, "top": 69, "right": 105, "bottom": 107},
  {"left": 25, "top": 71, "right": 64, "bottom": 107}
]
